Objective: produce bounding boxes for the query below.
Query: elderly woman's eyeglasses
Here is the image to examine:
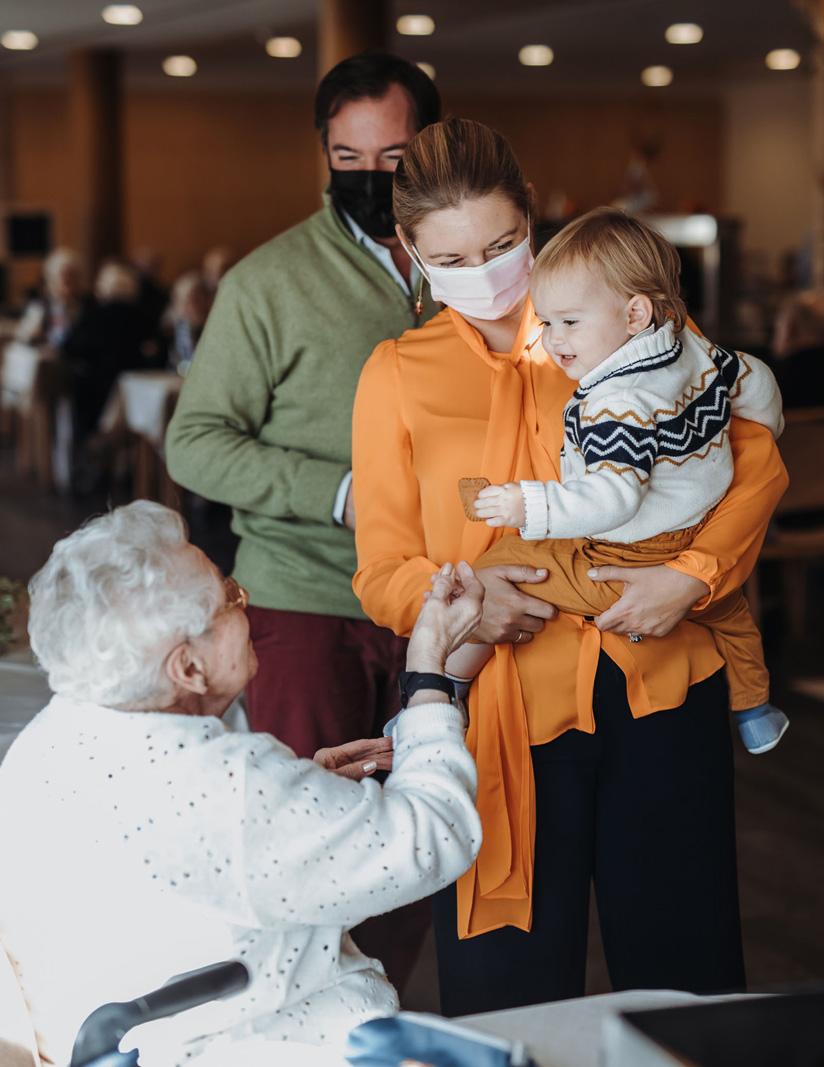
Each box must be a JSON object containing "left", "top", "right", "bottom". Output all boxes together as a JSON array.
[{"left": 222, "top": 576, "right": 249, "bottom": 612}]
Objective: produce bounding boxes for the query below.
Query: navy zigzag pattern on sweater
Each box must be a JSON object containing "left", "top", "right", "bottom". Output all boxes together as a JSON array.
[
  {"left": 565, "top": 342, "right": 742, "bottom": 475},
  {"left": 580, "top": 422, "right": 658, "bottom": 475}
]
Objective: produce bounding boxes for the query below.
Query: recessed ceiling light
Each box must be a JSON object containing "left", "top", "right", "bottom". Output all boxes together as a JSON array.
[
  {"left": 519, "top": 44, "right": 554, "bottom": 67},
  {"left": 1, "top": 30, "right": 39, "bottom": 51},
  {"left": 665, "top": 22, "right": 703, "bottom": 45},
  {"left": 397, "top": 14, "right": 435, "bottom": 36},
  {"left": 765, "top": 48, "right": 800, "bottom": 70},
  {"left": 641, "top": 65, "right": 673, "bottom": 87},
  {"left": 162, "top": 55, "right": 197, "bottom": 77},
  {"left": 265, "top": 36, "right": 302, "bottom": 58},
  {"left": 101, "top": 5, "right": 143, "bottom": 26},
  {"left": 416, "top": 61, "right": 436, "bottom": 80}
]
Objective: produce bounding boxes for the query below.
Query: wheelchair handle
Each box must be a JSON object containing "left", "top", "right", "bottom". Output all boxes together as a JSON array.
[{"left": 69, "top": 959, "right": 249, "bottom": 1067}]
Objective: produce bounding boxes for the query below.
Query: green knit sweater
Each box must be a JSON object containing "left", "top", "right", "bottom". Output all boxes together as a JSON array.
[{"left": 165, "top": 197, "right": 439, "bottom": 618}]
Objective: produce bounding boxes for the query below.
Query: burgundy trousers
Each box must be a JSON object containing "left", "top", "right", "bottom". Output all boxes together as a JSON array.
[{"left": 244, "top": 605, "right": 430, "bottom": 995}]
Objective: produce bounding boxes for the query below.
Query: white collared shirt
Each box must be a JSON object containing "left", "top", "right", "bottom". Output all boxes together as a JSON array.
[{"left": 341, "top": 209, "right": 420, "bottom": 297}]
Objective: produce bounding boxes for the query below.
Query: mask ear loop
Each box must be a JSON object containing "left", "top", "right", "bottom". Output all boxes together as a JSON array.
[{"left": 398, "top": 231, "right": 431, "bottom": 317}]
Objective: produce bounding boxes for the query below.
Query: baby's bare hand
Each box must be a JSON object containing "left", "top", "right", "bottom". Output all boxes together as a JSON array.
[{"left": 474, "top": 483, "right": 525, "bottom": 528}]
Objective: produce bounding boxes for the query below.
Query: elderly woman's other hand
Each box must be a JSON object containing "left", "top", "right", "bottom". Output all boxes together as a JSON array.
[
  {"left": 313, "top": 736, "right": 394, "bottom": 779},
  {"left": 407, "top": 561, "right": 484, "bottom": 674}
]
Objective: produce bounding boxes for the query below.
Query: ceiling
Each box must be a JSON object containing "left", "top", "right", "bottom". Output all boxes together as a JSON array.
[{"left": 0, "top": 0, "right": 816, "bottom": 94}]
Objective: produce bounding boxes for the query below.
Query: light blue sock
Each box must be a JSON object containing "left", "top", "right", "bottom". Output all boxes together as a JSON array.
[{"left": 734, "top": 703, "right": 772, "bottom": 723}]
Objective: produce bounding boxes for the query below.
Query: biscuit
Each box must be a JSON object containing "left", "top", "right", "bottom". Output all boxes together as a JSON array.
[{"left": 458, "top": 477, "right": 490, "bottom": 521}]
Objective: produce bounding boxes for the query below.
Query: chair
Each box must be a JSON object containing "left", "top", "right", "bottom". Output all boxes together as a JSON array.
[
  {"left": 99, "top": 371, "right": 183, "bottom": 506},
  {"left": 0, "top": 939, "right": 40, "bottom": 1067},
  {"left": 746, "top": 406, "right": 824, "bottom": 636},
  {"left": 0, "top": 341, "right": 69, "bottom": 491}
]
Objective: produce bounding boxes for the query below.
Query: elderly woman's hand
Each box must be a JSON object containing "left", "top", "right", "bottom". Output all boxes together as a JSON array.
[
  {"left": 313, "top": 736, "right": 394, "bottom": 780},
  {"left": 406, "top": 561, "right": 485, "bottom": 674}
]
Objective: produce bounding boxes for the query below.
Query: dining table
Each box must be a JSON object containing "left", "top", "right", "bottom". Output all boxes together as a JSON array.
[{"left": 99, "top": 368, "right": 183, "bottom": 504}]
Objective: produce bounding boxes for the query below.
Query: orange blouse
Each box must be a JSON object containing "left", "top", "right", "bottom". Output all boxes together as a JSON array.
[{"left": 352, "top": 302, "right": 788, "bottom": 939}]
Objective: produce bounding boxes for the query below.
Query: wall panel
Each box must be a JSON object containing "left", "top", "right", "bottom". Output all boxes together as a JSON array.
[{"left": 6, "top": 85, "right": 723, "bottom": 297}]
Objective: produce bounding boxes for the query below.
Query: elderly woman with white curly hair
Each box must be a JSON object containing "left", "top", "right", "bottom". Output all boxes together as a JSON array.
[{"left": 0, "top": 500, "right": 483, "bottom": 1067}]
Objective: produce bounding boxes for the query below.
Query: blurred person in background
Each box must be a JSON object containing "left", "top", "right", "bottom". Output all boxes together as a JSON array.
[
  {"left": 166, "top": 52, "right": 442, "bottom": 993},
  {"left": 15, "top": 247, "right": 90, "bottom": 347},
  {"left": 772, "top": 289, "right": 824, "bottom": 408},
  {"left": 62, "top": 260, "right": 163, "bottom": 465},
  {"left": 164, "top": 270, "right": 214, "bottom": 373},
  {"left": 132, "top": 246, "right": 170, "bottom": 337},
  {"left": 201, "top": 245, "right": 237, "bottom": 293}
]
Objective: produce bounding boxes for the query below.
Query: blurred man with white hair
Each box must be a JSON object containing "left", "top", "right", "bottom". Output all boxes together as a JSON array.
[
  {"left": 201, "top": 245, "right": 237, "bottom": 293},
  {"left": 0, "top": 501, "right": 482, "bottom": 1066},
  {"left": 165, "top": 270, "right": 214, "bottom": 373},
  {"left": 15, "top": 246, "right": 88, "bottom": 347}
]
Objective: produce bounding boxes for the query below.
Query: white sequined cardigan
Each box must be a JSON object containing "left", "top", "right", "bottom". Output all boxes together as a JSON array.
[{"left": 0, "top": 696, "right": 480, "bottom": 1066}]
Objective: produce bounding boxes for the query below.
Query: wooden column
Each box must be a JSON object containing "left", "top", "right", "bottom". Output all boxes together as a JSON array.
[
  {"left": 68, "top": 49, "right": 123, "bottom": 274},
  {"left": 797, "top": 1, "right": 824, "bottom": 286},
  {"left": 812, "top": 42, "right": 824, "bottom": 288},
  {"left": 0, "top": 79, "right": 12, "bottom": 211},
  {"left": 316, "top": 0, "right": 391, "bottom": 190},
  {"left": 318, "top": 0, "right": 390, "bottom": 78},
  {"left": 0, "top": 79, "right": 14, "bottom": 309}
]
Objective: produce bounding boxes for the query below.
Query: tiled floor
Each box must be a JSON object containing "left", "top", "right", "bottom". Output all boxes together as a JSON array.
[{"left": 2, "top": 449, "right": 823, "bottom": 1012}]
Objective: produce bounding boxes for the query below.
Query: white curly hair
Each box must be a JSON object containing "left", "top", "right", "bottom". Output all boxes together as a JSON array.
[{"left": 28, "top": 501, "right": 224, "bottom": 707}]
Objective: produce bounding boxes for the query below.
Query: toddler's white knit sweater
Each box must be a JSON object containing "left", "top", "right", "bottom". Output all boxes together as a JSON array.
[{"left": 520, "top": 322, "right": 784, "bottom": 543}]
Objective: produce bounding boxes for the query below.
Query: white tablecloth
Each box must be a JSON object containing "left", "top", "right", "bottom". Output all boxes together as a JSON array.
[
  {"left": 0, "top": 646, "right": 51, "bottom": 765},
  {"left": 0, "top": 342, "right": 49, "bottom": 410},
  {"left": 461, "top": 989, "right": 755, "bottom": 1066},
  {"left": 100, "top": 370, "right": 182, "bottom": 449}
]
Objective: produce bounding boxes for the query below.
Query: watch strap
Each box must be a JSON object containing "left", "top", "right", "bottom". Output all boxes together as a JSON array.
[{"left": 399, "top": 671, "right": 455, "bottom": 708}]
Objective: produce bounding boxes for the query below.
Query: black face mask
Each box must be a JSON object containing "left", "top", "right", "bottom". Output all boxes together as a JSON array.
[{"left": 329, "top": 168, "right": 396, "bottom": 239}]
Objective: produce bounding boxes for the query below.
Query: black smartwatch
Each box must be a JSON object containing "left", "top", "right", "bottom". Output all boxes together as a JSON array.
[{"left": 399, "top": 671, "right": 455, "bottom": 708}]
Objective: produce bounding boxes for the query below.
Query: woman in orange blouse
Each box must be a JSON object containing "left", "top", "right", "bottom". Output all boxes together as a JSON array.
[{"left": 352, "top": 119, "right": 787, "bottom": 1015}]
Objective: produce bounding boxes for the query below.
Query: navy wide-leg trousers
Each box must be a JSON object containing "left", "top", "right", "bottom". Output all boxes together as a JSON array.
[{"left": 433, "top": 653, "right": 745, "bottom": 1016}]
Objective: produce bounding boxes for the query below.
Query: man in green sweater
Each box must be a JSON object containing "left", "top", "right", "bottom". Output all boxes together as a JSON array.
[{"left": 165, "top": 53, "right": 441, "bottom": 992}]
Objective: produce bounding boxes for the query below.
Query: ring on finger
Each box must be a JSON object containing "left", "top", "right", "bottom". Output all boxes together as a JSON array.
[
  {"left": 628, "top": 632, "right": 644, "bottom": 643},
  {"left": 514, "top": 629, "right": 525, "bottom": 644}
]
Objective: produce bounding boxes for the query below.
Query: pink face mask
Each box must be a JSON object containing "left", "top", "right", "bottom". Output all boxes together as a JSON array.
[{"left": 404, "top": 232, "right": 534, "bottom": 321}]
